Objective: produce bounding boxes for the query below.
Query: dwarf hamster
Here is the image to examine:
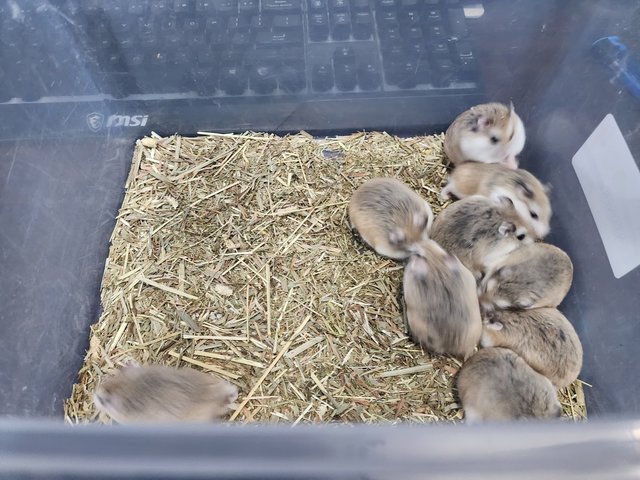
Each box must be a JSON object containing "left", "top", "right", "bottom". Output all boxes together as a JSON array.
[
  {"left": 403, "top": 238, "right": 482, "bottom": 360},
  {"left": 430, "top": 196, "right": 533, "bottom": 280},
  {"left": 441, "top": 162, "right": 552, "bottom": 239},
  {"left": 481, "top": 308, "right": 583, "bottom": 388},
  {"left": 94, "top": 365, "right": 239, "bottom": 424},
  {"left": 456, "top": 347, "right": 561, "bottom": 422},
  {"left": 348, "top": 177, "right": 434, "bottom": 260},
  {"left": 480, "top": 243, "right": 573, "bottom": 310},
  {"left": 444, "top": 102, "right": 525, "bottom": 169}
]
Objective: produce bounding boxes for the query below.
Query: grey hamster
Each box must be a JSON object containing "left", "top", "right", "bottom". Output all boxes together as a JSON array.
[
  {"left": 348, "top": 177, "right": 434, "bottom": 260},
  {"left": 94, "top": 364, "right": 239, "bottom": 424},
  {"left": 480, "top": 243, "right": 573, "bottom": 310},
  {"left": 441, "top": 162, "right": 552, "bottom": 239},
  {"left": 403, "top": 238, "right": 482, "bottom": 360},
  {"left": 430, "top": 195, "right": 533, "bottom": 280},
  {"left": 444, "top": 102, "right": 525, "bottom": 169},
  {"left": 481, "top": 308, "right": 583, "bottom": 388},
  {"left": 456, "top": 347, "right": 562, "bottom": 422}
]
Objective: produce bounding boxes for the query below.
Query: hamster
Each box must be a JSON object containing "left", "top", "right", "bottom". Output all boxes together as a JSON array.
[
  {"left": 94, "top": 365, "right": 239, "bottom": 424},
  {"left": 348, "top": 177, "right": 434, "bottom": 260},
  {"left": 480, "top": 308, "right": 583, "bottom": 388},
  {"left": 403, "top": 238, "right": 482, "bottom": 360},
  {"left": 430, "top": 196, "right": 533, "bottom": 280},
  {"left": 456, "top": 347, "right": 561, "bottom": 422},
  {"left": 444, "top": 102, "right": 525, "bottom": 169},
  {"left": 441, "top": 162, "right": 552, "bottom": 239},
  {"left": 480, "top": 243, "right": 573, "bottom": 310}
]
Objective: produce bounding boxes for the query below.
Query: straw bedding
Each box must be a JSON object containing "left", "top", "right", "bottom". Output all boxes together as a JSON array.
[{"left": 64, "top": 131, "right": 587, "bottom": 424}]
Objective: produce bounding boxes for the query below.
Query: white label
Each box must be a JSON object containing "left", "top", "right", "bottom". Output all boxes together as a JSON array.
[{"left": 572, "top": 113, "right": 640, "bottom": 278}]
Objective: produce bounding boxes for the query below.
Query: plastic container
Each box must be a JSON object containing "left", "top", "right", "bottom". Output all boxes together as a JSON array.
[{"left": 0, "top": 0, "right": 639, "bottom": 474}]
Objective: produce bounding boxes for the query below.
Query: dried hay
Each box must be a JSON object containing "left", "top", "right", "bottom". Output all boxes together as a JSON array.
[{"left": 64, "top": 131, "right": 587, "bottom": 424}]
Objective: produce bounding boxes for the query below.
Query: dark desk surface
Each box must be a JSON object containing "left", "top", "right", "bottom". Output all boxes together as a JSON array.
[{"left": 1, "top": 0, "right": 639, "bottom": 417}]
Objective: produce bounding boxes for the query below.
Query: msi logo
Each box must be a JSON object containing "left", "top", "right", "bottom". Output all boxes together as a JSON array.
[
  {"left": 86, "top": 112, "right": 104, "bottom": 132},
  {"left": 86, "top": 113, "right": 149, "bottom": 131},
  {"left": 106, "top": 114, "right": 149, "bottom": 127}
]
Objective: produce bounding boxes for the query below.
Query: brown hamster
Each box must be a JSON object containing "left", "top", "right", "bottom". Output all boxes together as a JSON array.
[
  {"left": 481, "top": 308, "right": 583, "bottom": 388},
  {"left": 441, "top": 162, "right": 552, "bottom": 239},
  {"left": 480, "top": 243, "right": 573, "bottom": 310},
  {"left": 457, "top": 347, "right": 561, "bottom": 422},
  {"left": 403, "top": 239, "right": 482, "bottom": 360},
  {"left": 444, "top": 102, "right": 525, "bottom": 169},
  {"left": 348, "top": 177, "right": 434, "bottom": 260},
  {"left": 430, "top": 196, "right": 533, "bottom": 280},
  {"left": 94, "top": 365, "right": 239, "bottom": 424}
]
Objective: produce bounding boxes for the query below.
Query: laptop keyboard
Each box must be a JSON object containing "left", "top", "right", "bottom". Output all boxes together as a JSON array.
[{"left": 0, "top": 0, "right": 481, "bottom": 101}]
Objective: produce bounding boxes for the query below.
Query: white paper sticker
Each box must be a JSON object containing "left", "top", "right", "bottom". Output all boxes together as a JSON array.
[{"left": 572, "top": 114, "right": 640, "bottom": 278}]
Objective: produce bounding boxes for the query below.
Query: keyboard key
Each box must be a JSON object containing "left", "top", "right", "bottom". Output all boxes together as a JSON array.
[
  {"left": 239, "top": 0, "right": 259, "bottom": 14},
  {"left": 128, "top": 0, "right": 146, "bottom": 14},
  {"left": 110, "top": 16, "right": 137, "bottom": 35},
  {"left": 262, "top": 0, "right": 302, "bottom": 14},
  {"left": 220, "top": 65, "right": 248, "bottom": 94},
  {"left": 279, "top": 64, "right": 306, "bottom": 92},
  {"left": 251, "top": 14, "right": 271, "bottom": 31},
  {"left": 397, "top": 60, "right": 417, "bottom": 88},
  {"left": 140, "top": 33, "right": 160, "bottom": 50},
  {"left": 429, "top": 42, "right": 450, "bottom": 59},
  {"left": 309, "top": 0, "right": 327, "bottom": 11},
  {"left": 231, "top": 31, "right": 251, "bottom": 47},
  {"left": 399, "top": 0, "right": 421, "bottom": 9},
  {"left": 150, "top": 0, "right": 171, "bottom": 13},
  {"left": 206, "top": 16, "right": 225, "bottom": 32},
  {"left": 330, "top": 0, "right": 349, "bottom": 12},
  {"left": 158, "top": 16, "right": 179, "bottom": 33},
  {"left": 331, "top": 12, "right": 351, "bottom": 40},
  {"left": 352, "top": 11, "right": 373, "bottom": 39},
  {"left": 138, "top": 17, "right": 156, "bottom": 35},
  {"left": 448, "top": 8, "right": 468, "bottom": 37},
  {"left": 377, "top": 0, "right": 397, "bottom": 9},
  {"left": 273, "top": 15, "right": 303, "bottom": 30},
  {"left": 358, "top": 62, "right": 380, "bottom": 90},
  {"left": 191, "top": 66, "right": 217, "bottom": 95},
  {"left": 377, "top": 11, "right": 398, "bottom": 29},
  {"left": 333, "top": 46, "right": 356, "bottom": 68},
  {"left": 452, "top": 40, "right": 476, "bottom": 71},
  {"left": 427, "top": 24, "right": 446, "bottom": 39},
  {"left": 250, "top": 65, "right": 278, "bottom": 93},
  {"left": 213, "top": 0, "right": 238, "bottom": 15},
  {"left": 399, "top": 9, "right": 421, "bottom": 27},
  {"left": 196, "top": 0, "right": 215, "bottom": 11},
  {"left": 351, "top": 0, "right": 370, "bottom": 11},
  {"left": 183, "top": 17, "right": 205, "bottom": 32},
  {"left": 312, "top": 63, "right": 334, "bottom": 91},
  {"left": 308, "top": 13, "right": 329, "bottom": 41},
  {"left": 335, "top": 64, "right": 357, "bottom": 91},
  {"left": 256, "top": 30, "right": 303, "bottom": 46},
  {"left": 173, "top": 0, "right": 193, "bottom": 13},
  {"left": 425, "top": 8, "right": 442, "bottom": 24},
  {"left": 228, "top": 15, "right": 250, "bottom": 31},
  {"left": 432, "top": 58, "right": 454, "bottom": 86}
]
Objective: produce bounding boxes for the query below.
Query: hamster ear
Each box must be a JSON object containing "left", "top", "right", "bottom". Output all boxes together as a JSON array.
[
  {"left": 498, "top": 221, "right": 516, "bottom": 236},
  {"left": 515, "top": 178, "right": 534, "bottom": 199},
  {"left": 477, "top": 115, "right": 494, "bottom": 129},
  {"left": 496, "top": 195, "right": 516, "bottom": 213},
  {"left": 486, "top": 321, "right": 504, "bottom": 331},
  {"left": 409, "top": 255, "right": 429, "bottom": 276},
  {"left": 543, "top": 182, "right": 553, "bottom": 194},
  {"left": 389, "top": 228, "right": 405, "bottom": 245}
]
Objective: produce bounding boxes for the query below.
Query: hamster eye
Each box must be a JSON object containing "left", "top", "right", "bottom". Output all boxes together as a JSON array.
[
  {"left": 530, "top": 211, "right": 539, "bottom": 220},
  {"left": 516, "top": 233, "right": 526, "bottom": 241},
  {"left": 490, "top": 136, "right": 499, "bottom": 144}
]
